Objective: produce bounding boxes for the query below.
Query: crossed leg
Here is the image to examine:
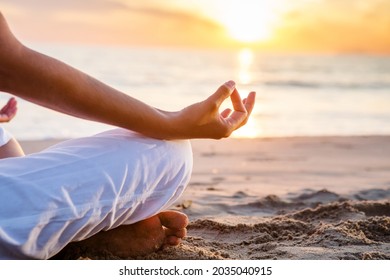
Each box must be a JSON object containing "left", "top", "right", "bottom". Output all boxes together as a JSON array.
[{"left": 0, "top": 128, "right": 193, "bottom": 259}]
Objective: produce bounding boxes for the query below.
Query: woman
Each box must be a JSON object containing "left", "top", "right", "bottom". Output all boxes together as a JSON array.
[{"left": 0, "top": 12, "right": 256, "bottom": 259}]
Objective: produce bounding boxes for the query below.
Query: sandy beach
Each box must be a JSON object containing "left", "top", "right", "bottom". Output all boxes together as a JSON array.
[{"left": 21, "top": 135, "right": 390, "bottom": 260}]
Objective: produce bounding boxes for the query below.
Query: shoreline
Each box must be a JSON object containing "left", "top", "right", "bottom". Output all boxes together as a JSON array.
[{"left": 19, "top": 133, "right": 390, "bottom": 153}]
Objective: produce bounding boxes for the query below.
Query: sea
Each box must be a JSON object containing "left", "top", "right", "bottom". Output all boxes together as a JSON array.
[{"left": 1, "top": 43, "right": 390, "bottom": 140}]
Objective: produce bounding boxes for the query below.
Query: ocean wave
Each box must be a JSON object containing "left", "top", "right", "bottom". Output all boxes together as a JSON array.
[{"left": 263, "top": 80, "right": 390, "bottom": 90}]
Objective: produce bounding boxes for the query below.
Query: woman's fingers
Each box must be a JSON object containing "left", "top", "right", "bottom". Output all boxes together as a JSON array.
[
  {"left": 230, "top": 89, "right": 246, "bottom": 112},
  {"left": 220, "top": 108, "right": 232, "bottom": 118},
  {"left": 207, "top": 80, "right": 236, "bottom": 110},
  {"left": 1, "top": 97, "right": 15, "bottom": 112},
  {"left": 196, "top": 81, "right": 256, "bottom": 138},
  {"left": 0, "top": 97, "right": 17, "bottom": 122},
  {"left": 225, "top": 91, "right": 256, "bottom": 130},
  {"left": 244, "top": 91, "right": 256, "bottom": 116}
]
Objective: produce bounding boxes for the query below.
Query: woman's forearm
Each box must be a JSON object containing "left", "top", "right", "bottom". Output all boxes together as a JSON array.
[{"left": 2, "top": 45, "right": 176, "bottom": 139}]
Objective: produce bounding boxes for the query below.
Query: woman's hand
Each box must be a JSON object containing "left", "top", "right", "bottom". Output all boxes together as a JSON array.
[
  {"left": 0, "top": 97, "right": 17, "bottom": 123},
  {"left": 170, "top": 81, "right": 256, "bottom": 139}
]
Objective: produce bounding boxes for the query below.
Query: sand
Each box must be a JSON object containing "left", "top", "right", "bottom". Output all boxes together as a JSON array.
[{"left": 20, "top": 135, "right": 390, "bottom": 260}]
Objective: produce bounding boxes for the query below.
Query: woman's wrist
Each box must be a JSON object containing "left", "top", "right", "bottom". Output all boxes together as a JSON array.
[{"left": 155, "top": 110, "right": 185, "bottom": 140}]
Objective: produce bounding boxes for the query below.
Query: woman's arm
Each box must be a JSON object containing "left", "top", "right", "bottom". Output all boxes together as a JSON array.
[{"left": 0, "top": 12, "right": 255, "bottom": 140}]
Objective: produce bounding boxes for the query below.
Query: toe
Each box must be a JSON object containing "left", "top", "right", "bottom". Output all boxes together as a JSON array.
[
  {"left": 165, "top": 236, "right": 181, "bottom": 246},
  {"left": 165, "top": 227, "right": 187, "bottom": 239},
  {"left": 158, "top": 210, "right": 189, "bottom": 230}
]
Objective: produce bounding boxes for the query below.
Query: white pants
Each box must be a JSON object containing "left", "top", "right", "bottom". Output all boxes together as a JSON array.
[
  {"left": 0, "top": 126, "right": 12, "bottom": 147},
  {"left": 0, "top": 129, "right": 193, "bottom": 259}
]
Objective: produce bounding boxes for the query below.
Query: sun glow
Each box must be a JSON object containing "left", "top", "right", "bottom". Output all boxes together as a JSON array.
[{"left": 217, "top": 0, "right": 281, "bottom": 43}]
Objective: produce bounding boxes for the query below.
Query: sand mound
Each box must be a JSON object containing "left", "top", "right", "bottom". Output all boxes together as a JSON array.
[{"left": 56, "top": 189, "right": 390, "bottom": 260}]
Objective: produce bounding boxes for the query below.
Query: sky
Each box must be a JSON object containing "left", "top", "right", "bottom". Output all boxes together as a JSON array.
[{"left": 1, "top": 0, "right": 389, "bottom": 53}]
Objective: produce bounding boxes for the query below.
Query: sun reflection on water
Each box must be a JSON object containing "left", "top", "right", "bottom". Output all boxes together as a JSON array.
[{"left": 238, "top": 48, "right": 254, "bottom": 85}]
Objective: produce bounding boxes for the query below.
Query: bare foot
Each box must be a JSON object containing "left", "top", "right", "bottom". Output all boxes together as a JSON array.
[{"left": 60, "top": 210, "right": 189, "bottom": 258}]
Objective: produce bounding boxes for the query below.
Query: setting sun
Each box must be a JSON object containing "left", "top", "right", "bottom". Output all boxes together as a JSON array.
[{"left": 216, "top": 0, "right": 282, "bottom": 43}]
